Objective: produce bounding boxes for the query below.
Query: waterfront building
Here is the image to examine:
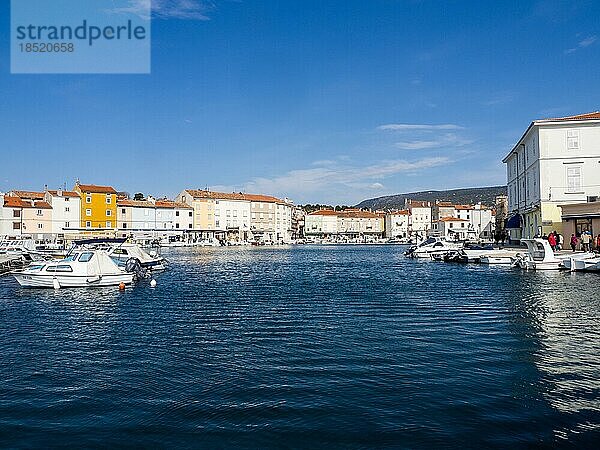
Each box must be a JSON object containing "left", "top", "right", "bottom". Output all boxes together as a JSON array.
[
  {"left": 503, "top": 111, "right": 600, "bottom": 240},
  {"left": 337, "top": 209, "right": 384, "bottom": 238},
  {"left": 44, "top": 189, "right": 81, "bottom": 235},
  {"left": 385, "top": 210, "right": 410, "bottom": 238},
  {"left": 305, "top": 209, "right": 384, "bottom": 238},
  {"left": 560, "top": 201, "right": 600, "bottom": 241},
  {"left": 2, "top": 192, "right": 53, "bottom": 238},
  {"left": 117, "top": 197, "right": 194, "bottom": 234},
  {"left": 304, "top": 209, "right": 338, "bottom": 237},
  {"left": 177, "top": 189, "right": 293, "bottom": 243},
  {"left": 291, "top": 206, "right": 306, "bottom": 240},
  {"left": 406, "top": 200, "right": 432, "bottom": 238},
  {"left": 437, "top": 217, "right": 472, "bottom": 241},
  {"left": 73, "top": 182, "right": 118, "bottom": 231}
]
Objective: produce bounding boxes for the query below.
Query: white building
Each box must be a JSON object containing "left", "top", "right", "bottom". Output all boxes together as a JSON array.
[
  {"left": 407, "top": 200, "right": 432, "bottom": 238},
  {"left": 117, "top": 197, "right": 193, "bottom": 234},
  {"left": 385, "top": 210, "right": 410, "bottom": 238},
  {"left": 503, "top": 111, "right": 600, "bottom": 240},
  {"left": 45, "top": 190, "right": 81, "bottom": 235},
  {"left": 437, "top": 217, "right": 473, "bottom": 241},
  {"left": 305, "top": 210, "right": 339, "bottom": 236}
]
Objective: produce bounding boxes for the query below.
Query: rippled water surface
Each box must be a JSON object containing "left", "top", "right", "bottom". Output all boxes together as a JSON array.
[{"left": 1, "top": 245, "right": 600, "bottom": 448}]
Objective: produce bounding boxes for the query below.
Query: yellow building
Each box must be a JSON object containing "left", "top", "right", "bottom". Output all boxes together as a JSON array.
[{"left": 73, "top": 183, "right": 118, "bottom": 230}]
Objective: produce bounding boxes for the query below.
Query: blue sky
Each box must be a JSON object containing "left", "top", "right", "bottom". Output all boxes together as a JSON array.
[{"left": 1, "top": 0, "right": 599, "bottom": 204}]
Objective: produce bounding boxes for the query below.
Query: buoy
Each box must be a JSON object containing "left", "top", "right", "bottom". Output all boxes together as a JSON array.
[
  {"left": 119, "top": 282, "right": 126, "bottom": 291},
  {"left": 53, "top": 278, "right": 60, "bottom": 290},
  {"left": 150, "top": 279, "right": 157, "bottom": 288}
]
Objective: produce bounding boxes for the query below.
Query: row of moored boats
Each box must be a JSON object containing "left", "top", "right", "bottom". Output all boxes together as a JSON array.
[{"left": 404, "top": 237, "right": 600, "bottom": 271}]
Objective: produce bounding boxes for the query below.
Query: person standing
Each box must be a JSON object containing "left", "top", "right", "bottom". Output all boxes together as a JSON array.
[
  {"left": 548, "top": 232, "right": 556, "bottom": 251},
  {"left": 582, "top": 231, "right": 591, "bottom": 252},
  {"left": 570, "top": 234, "right": 578, "bottom": 252},
  {"left": 557, "top": 232, "right": 564, "bottom": 251},
  {"left": 596, "top": 234, "right": 600, "bottom": 252}
]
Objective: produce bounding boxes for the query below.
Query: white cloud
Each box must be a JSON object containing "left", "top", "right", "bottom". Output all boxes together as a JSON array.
[
  {"left": 109, "top": 0, "right": 214, "bottom": 20},
  {"left": 565, "top": 35, "right": 597, "bottom": 54},
  {"left": 377, "top": 123, "right": 464, "bottom": 131},
  {"left": 394, "top": 133, "right": 473, "bottom": 150},
  {"left": 212, "top": 156, "right": 451, "bottom": 204}
]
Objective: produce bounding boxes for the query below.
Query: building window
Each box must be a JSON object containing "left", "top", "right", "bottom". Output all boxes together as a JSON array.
[
  {"left": 36, "top": 209, "right": 42, "bottom": 216},
  {"left": 176, "top": 211, "right": 180, "bottom": 217},
  {"left": 106, "top": 221, "right": 112, "bottom": 228},
  {"left": 189, "top": 211, "right": 192, "bottom": 217},
  {"left": 122, "top": 223, "right": 127, "bottom": 229},
  {"left": 86, "top": 209, "right": 92, "bottom": 216},
  {"left": 567, "top": 129, "right": 580, "bottom": 150},
  {"left": 65, "top": 207, "right": 70, "bottom": 212},
  {"left": 38, "top": 223, "right": 43, "bottom": 229},
  {"left": 86, "top": 196, "right": 92, "bottom": 203},
  {"left": 86, "top": 221, "right": 91, "bottom": 228},
  {"left": 176, "top": 223, "right": 180, "bottom": 229},
  {"left": 106, "top": 210, "right": 112, "bottom": 216},
  {"left": 65, "top": 197, "right": 70, "bottom": 202},
  {"left": 65, "top": 222, "right": 70, "bottom": 228},
  {"left": 566, "top": 166, "right": 582, "bottom": 193},
  {"left": 13, "top": 209, "right": 21, "bottom": 218},
  {"left": 106, "top": 195, "right": 112, "bottom": 204},
  {"left": 13, "top": 222, "right": 20, "bottom": 230}
]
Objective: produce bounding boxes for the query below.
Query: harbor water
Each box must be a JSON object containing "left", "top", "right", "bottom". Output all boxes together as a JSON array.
[{"left": 1, "top": 245, "right": 599, "bottom": 447}]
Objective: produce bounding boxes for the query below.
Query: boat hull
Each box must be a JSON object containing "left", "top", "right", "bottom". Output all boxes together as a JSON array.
[{"left": 12, "top": 272, "right": 134, "bottom": 288}]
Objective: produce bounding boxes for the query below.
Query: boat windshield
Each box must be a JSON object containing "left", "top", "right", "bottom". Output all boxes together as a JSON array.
[
  {"left": 419, "top": 237, "right": 436, "bottom": 247},
  {"left": 78, "top": 252, "right": 94, "bottom": 262},
  {"left": 63, "top": 252, "right": 79, "bottom": 262}
]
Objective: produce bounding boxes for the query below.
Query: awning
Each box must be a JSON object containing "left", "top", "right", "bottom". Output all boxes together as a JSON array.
[{"left": 506, "top": 214, "right": 522, "bottom": 229}]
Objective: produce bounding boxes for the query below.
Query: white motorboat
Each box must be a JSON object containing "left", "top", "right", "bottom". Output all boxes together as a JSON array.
[
  {"left": 561, "top": 253, "right": 600, "bottom": 271},
  {"left": 12, "top": 250, "right": 134, "bottom": 288},
  {"left": 108, "top": 243, "right": 168, "bottom": 272},
  {"left": 515, "top": 239, "right": 569, "bottom": 270},
  {"left": 405, "top": 237, "right": 463, "bottom": 259},
  {"left": 479, "top": 255, "right": 515, "bottom": 265}
]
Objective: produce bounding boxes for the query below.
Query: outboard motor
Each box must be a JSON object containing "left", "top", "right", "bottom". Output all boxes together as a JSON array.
[{"left": 125, "top": 257, "right": 147, "bottom": 280}]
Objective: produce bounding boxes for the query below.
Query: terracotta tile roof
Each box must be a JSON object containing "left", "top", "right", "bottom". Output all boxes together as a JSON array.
[
  {"left": 339, "top": 209, "right": 383, "bottom": 219},
  {"left": 407, "top": 200, "right": 431, "bottom": 208},
  {"left": 454, "top": 205, "right": 474, "bottom": 210},
  {"left": 75, "top": 183, "right": 117, "bottom": 194},
  {"left": 390, "top": 209, "right": 410, "bottom": 215},
  {"left": 47, "top": 190, "right": 80, "bottom": 198},
  {"left": 118, "top": 199, "right": 193, "bottom": 209},
  {"left": 439, "top": 217, "right": 469, "bottom": 222},
  {"left": 308, "top": 209, "right": 338, "bottom": 216},
  {"left": 541, "top": 111, "right": 600, "bottom": 121},
  {"left": 184, "top": 189, "right": 286, "bottom": 204},
  {"left": 33, "top": 201, "right": 52, "bottom": 209},
  {"left": 3, "top": 196, "right": 29, "bottom": 208},
  {"left": 3, "top": 197, "right": 51, "bottom": 209},
  {"left": 10, "top": 190, "right": 45, "bottom": 200}
]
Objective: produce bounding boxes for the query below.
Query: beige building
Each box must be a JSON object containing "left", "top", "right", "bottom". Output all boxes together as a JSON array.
[
  {"left": 176, "top": 189, "right": 293, "bottom": 242},
  {"left": 3, "top": 192, "right": 53, "bottom": 239},
  {"left": 560, "top": 201, "right": 600, "bottom": 243},
  {"left": 385, "top": 210, "right": 410, "bottom": 238}
]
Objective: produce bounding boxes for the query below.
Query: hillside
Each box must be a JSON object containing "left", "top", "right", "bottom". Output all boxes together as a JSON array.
[{"left": 355, "top": 186, "right": 507, "bottom": 210}]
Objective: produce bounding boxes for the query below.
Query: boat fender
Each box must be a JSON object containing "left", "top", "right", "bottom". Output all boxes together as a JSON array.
[
  {"left": 125, "top": 257, "right": 142, "bottom": 273},
  {"left": 53, "top": 278, "right": 60, "bottom": 290}
]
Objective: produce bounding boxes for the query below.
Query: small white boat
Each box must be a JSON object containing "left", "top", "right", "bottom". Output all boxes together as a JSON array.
[
  {"left": 562, "top": 253, "right": 600, "bottom": 271},
  {"left": 108, "top": 243, "right": 168, "bottom": 272},
  {"left": 405, "top": 237, "right": 463, "bottom": 259},
  {"left": 479, "top": 255, "right": 515, "bottom": 265},
  {"left": 515, "top": 239, "right": 568, "bottom": 270},
  {"left": 12, "top": 250, "right": 134, "bottom": 288}
]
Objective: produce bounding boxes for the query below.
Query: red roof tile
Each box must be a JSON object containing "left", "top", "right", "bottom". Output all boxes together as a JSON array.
[
  {"left": 47, "top": 190, "right": 80, "bottom": 198},
  {"left": 541, "top": 111, "right": 600, "bottom": 121},
  {"left": 75, "top": 184, "right": 117, "bottom": 194},
  {"left": 10, "top": 190, "right": 45, "bottom": 200},
  {"left": 184, "top": 189, "right": 286, "bottom": 204}
]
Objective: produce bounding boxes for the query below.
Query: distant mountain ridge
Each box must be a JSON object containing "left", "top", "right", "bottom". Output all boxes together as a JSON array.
[{"left": 355, "top": 186, "right": 507, "bottom": 210}]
